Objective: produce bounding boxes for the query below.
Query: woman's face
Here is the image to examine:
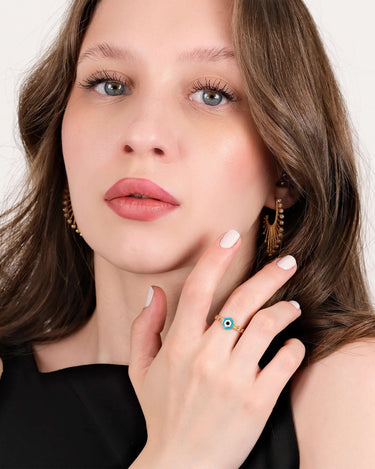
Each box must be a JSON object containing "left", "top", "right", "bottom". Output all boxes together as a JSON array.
[{"left": 62, "top": 0, "right": 277, "bottom": 273}]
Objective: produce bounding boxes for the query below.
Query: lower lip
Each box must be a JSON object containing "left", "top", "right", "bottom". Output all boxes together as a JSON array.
[{"left": 105, "top": 197, "right": 179, "bottom": 221}]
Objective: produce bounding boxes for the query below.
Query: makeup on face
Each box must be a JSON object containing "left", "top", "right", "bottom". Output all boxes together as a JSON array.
[
  {"left": 61, "top": 0, "right": 274, "bottom": 274},
  {"left": 104, "top": 177, "right": 180, "bottom": 221}
]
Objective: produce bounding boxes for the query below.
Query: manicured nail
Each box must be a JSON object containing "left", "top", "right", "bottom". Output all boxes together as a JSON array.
[
  {"left": 277, "top": 255, "right": 297, "bottom": 270},
  {"left": 289, "top": 300, "right": 301, "bottom": 310},
  {"left": 145, "top": 286, "right": 154, "bottom": 307},
  {"left": 220, "top": 230, "right": 240, "bottom": 249}
]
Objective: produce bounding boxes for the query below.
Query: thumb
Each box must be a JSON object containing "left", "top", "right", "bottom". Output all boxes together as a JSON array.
[{"left": 129, "top": 286, "right": 167, "bottom": 385}]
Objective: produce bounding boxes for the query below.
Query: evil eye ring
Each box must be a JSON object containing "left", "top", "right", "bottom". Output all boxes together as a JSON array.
[{"left": 214, "top": 315, "right": 245, "bottom": 334}]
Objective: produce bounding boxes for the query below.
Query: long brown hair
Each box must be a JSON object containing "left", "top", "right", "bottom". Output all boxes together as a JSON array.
[{"left": 0, "top": 0, "right": 374, "bottom": 363}]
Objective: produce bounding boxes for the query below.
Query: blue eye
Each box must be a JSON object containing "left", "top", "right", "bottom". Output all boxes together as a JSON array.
[
  {"left": 79, "top": 72, "right": 238, "bottom": 106},
  {"left": 96, "top": 81, "right": 127, "bottom": 96},
  {"left": 191, "top": 90, "right": 226, "bottom": 106},
  {"left": 190, "top": 78, "right": 237, "bottom": 107},
  {"left": 79, "top": 71, "right": 130, "bottom": 96}
]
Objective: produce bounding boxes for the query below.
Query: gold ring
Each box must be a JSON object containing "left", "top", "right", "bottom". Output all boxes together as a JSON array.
[{"left": 214, "top": 315, "right": 245, "bottom": 334}]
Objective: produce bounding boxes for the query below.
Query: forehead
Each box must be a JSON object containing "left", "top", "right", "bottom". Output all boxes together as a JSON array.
[{"left": 82, "top": 0, "right": 234, "bottom": 56}]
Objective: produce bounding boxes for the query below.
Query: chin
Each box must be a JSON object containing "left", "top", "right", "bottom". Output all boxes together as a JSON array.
[
  {"left": 91, "top": 228, "right": 210, "bottom": 275},
  {"left": 92, "top": 240, "right": 192, "bottom": 275}
]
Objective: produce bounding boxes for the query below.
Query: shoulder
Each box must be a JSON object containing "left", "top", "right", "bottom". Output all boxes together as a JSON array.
[{"left": 290, "top": 339, "right": 375, "bottom": 468}]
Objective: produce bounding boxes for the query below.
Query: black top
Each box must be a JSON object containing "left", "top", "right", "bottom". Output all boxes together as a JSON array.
[{"left": 0, "top": 347, "right": 299, "bottom": 468}]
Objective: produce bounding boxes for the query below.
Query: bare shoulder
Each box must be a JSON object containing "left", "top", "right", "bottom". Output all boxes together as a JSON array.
[
  {"left": 0, "top": 357, "right": 3, "bottom": 378},
  {"left": 290, "top": 339, "right": 375, "bottom": 468}
]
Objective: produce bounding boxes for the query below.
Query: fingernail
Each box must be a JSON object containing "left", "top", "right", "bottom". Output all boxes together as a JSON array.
[
  {"left": 277, "top": 255, "right": 297, "bottom": 270},
  {"left": 220, "top": 230, "right": 240, "bottom": 249},
  {"left": 289, "top": 300, "right": 300, "bottom": 310},
  {"left": 145, "top": 286, "right": 154, "bottom": 307}
]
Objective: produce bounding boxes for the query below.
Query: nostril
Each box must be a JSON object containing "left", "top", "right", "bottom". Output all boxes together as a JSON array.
[
  {"left": 123, "top": 145, "right": 164, "bottom": 155},
  {"left": 124, "top": 145, "right": 133, "bottom": 153}
]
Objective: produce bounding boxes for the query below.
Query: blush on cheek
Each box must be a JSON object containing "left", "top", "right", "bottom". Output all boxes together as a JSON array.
[{"left": 223, "top": 139, "right": 273, "bottom": 196}]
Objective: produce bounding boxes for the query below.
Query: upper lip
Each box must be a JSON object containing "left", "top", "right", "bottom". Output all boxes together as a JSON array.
[{"left": 104, "top": 178, "right": 180, "bottom": 205}]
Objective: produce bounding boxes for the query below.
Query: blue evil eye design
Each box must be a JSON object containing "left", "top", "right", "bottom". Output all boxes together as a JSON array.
[{"left": 222, "top": 318, "right": 234, "bottom": 330}]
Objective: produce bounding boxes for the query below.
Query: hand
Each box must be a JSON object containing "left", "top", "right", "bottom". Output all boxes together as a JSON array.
[{"left": 129, "top": 230, "right": 305, "bottom": 469}]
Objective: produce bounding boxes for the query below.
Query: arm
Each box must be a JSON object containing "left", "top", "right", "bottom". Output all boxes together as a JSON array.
[{"left": 291, "top": 340, "right": 375, "bottom": 468}]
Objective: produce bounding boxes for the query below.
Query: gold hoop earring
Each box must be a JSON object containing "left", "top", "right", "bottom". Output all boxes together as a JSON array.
[
  {"left": 63, "top": 187, "right": 82, "bottom": 236},
  {"left": 263, "top": 198, "right": 284, "bottom": 257}
]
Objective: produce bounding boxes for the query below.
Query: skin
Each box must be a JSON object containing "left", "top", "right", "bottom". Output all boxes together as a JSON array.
[
  {"left": 35, "top": 0, "right": 289, "bottom": 369},
  {"left": 25, "top": 0, "right": 375, "bottom": 467}
]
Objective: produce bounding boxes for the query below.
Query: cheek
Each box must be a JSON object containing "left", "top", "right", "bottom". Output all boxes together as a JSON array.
[
  {"left": 193, "top": 118, "right": 274, "bottom": 225},
  {"left": 61, "top": 99, "right": 111, "bottom": 191},
  {"left": 224, "top": 117, "right": 274, "bottom": 191},
  {"left": 62, "top": 101, "right": 88, "bottom": 182}
]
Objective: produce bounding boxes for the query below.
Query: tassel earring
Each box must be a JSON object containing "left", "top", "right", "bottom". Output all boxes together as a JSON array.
[
  {"left": 263, "top": 198, "right": 284, "bottom": 257},
  {"left": 63, "top": 187, "right": 82, "bottom": 236}
]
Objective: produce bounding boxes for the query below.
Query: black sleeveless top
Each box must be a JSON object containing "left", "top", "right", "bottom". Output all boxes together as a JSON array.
[{"left": 0, "top": 344, "right": 299, "bottom": 468}]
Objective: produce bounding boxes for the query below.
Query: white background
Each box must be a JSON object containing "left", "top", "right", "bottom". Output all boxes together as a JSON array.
[{"left": 1, "top": 1, "right": 374, "bottom": 301}]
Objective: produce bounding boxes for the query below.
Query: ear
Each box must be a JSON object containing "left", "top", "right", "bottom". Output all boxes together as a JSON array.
[{"left": 264, "top": 172, "right": 299, "bottom": 210}]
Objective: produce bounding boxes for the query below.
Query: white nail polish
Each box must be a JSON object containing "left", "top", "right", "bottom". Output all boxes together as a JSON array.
[
  {"left": 289, "top": 300, "right": 301, "bottom": 310},
  {"left": 277, "top": 255, "right": 297, "bottom": 270},
  {"left": 220, "top": 230, "right": 240, "bottom": 249},
  {"left": 145, "top": 286, "right": 154, "bottom": 307}
]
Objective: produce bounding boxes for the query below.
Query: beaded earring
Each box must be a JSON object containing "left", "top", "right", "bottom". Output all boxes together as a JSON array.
[
  {"left": 62, "top": 187, "right": 82, "bottom": 236},
  {"left": 263, "top": 198, "right": 284, "bottom": 257}
]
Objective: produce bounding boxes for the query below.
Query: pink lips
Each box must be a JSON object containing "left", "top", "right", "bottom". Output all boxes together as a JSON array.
[{"left": 104, "top": 177, "right": 180, "bottom": 221}]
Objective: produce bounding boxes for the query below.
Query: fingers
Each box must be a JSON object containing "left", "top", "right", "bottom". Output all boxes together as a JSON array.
[
  {"left": 231, "top": 301, "right": 301, "bottom": 372},
  {"left": 170, "top": 230, "right": 242, "bottom": 338},
  {"left": 219, "top": 255, "right": 297, "bottom": 327},
  {"left": 129, "top": 286, "right": 167, "bottom": 385},
  {"left": 206, "top": 255, "right": 297, "bottom": 347},
  {"left": 254, "top": 338, "right": 306, "bottom": 404},
  {"left": 170, "top": 227, "right": 297, "bottom": 349}
]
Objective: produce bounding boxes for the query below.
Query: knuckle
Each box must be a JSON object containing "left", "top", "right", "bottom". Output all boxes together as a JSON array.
[
  {"left": 191, "top": 355, "right": 216, "bottom": 383},
  {"left": 182, "top": 276, "right": 211, "bottom": 301},
  {"left": 251, "top": 312, "right": 277, "bottom": 336},
  {"left": 243, "top": 392, "right": 265, "bottom": 416},
  {"left": 225, "top": 289, "right": 244, "bottom": 312},
  {"left": 277, "top": 342, "right": 304, "bottom": 373},
  {"left": 262, "top": 264, "right": 285, "bottom": 285}
]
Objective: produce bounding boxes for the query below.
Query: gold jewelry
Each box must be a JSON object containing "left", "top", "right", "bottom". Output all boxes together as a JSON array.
[
  {"left": 263, "top": 198, "right": 284, "bottom": 257},
  {"left": 63, "top": 187, "right": 82, "bottom": 236},
  {"left": 276, "top": 171, "right": 289, "bottom": 188},
  {"left": 214, "top": 315, "right": 245, "bottom": 334}
]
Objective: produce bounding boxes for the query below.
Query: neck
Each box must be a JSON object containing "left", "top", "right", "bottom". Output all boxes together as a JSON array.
[
  {"left": 88, "top": 233, "right": 255, "bottom": 365},
  {"left": 87, "top": 253, "right": 192, "bottom": 365},
  {"left": 33, "top": 232, "right": 255, "bottom": 372}
]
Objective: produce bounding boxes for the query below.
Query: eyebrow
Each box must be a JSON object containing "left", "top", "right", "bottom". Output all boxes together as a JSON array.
[{"left": 78, "top": 42, "right": 235, "bottom": 65}]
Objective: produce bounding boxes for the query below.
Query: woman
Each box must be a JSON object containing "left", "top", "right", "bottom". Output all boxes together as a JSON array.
[{"left": 1, "top": 0, "right": 375, "bottom": 467}]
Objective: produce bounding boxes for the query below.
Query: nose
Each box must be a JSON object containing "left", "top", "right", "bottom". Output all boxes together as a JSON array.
[{"left": 121, "top": 96, "right": 179, "bottom": 161}]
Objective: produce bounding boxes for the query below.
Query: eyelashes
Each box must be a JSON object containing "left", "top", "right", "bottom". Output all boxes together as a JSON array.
[
  {"left": 79, "top": 70, "right": 129, "bottom": 92},
  {"left": 78, "top": 70, "right": 238, "bottom": 104},
  {"left": 191, "top": 78, "right": 237, "bottom": 103}
]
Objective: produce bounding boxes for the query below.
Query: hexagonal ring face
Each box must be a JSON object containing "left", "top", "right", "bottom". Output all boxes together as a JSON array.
[{"left": 222, "top": 318, "right": 234, "bottom": 330}]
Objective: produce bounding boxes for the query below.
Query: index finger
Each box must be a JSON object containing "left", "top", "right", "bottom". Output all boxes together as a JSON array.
[
  {"left": 171, "top": 230, "right": 297, "bottom": 340},
  {"left": 169, "top": 230, "right": 242, "bottom": 339}
]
